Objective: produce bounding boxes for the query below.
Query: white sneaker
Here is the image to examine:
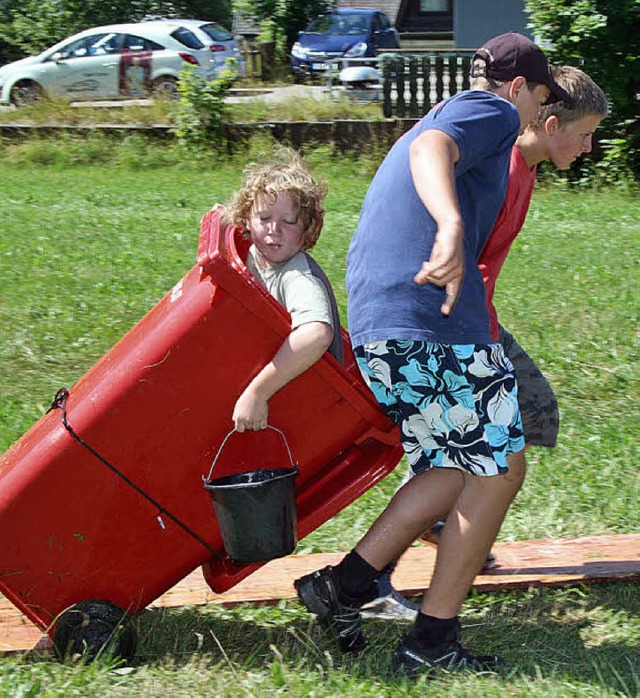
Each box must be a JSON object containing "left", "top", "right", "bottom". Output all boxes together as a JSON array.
[{"left": 361, "top": 589, "right": 419, "bottom": 621}]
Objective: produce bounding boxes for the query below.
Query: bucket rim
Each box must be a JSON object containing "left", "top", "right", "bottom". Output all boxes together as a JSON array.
[
  {"left": 205, "top": 426, "right": 298, "bottom": 483},
  {"left": 203, "top": 466, "right": 297, "bottom": 491}
]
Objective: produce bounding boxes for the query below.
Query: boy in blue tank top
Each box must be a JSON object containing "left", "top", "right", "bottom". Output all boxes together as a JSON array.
[
  {"left": 295, "top": 33, "right": 572, "bottom": 678},
  {"left": 362, "top": 64, "right": 609, "bottom": 620}
]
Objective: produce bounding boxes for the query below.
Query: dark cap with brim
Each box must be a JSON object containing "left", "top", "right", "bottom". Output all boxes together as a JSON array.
[{"left": 470, "top": 32, "right": 573, "bottom": 105}]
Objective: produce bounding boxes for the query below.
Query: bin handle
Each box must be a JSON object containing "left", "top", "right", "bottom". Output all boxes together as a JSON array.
[
  {"left": 49, "top": 387, "right": 226, "bottom": 562},
  {"left": 204, "top": 425, "right": 298, "bottom": 483}
]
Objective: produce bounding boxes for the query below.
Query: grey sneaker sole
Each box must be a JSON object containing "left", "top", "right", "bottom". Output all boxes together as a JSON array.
[{"left": 361, "top": 590, "right": 419, "bottom": 621}]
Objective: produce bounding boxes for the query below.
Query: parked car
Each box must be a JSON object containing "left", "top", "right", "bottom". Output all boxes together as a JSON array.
[
  {"left": 0, "top": 19, "right": 245, "bottom": 106},
  {"left": 290, "top": 8, "right": 400, "bottom": 79}
]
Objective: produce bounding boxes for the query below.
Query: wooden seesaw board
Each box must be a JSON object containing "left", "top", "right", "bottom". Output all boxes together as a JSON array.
[{"left": 2, "top": 534, "right": 638, "bottom": 654}]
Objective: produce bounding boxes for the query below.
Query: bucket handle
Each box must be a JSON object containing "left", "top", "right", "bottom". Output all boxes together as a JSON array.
[{"left": 204, "top": 426, "right": 298, "bottom": 483}]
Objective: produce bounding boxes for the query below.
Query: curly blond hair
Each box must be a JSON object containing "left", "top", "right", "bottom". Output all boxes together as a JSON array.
[{"left": 223, "top": 148, "right": 328, "bottom": 251}]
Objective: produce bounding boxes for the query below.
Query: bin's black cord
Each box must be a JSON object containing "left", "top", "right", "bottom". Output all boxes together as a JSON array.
[{"left": 48, "top": 388, "right": 225, "bottom": 562}]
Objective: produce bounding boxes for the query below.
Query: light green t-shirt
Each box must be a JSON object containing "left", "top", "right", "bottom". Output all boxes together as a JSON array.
[{"left": 246, "top": 246, "right": 343, "bottom": 364}]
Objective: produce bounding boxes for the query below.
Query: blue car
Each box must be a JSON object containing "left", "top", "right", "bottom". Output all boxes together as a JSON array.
[{"left": 290, "top": 8, "right": 400, "bottom": 79}]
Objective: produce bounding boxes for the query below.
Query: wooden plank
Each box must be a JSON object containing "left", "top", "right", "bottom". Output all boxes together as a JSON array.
[
  {"left": 0, "top": 607, "right": 52, "bottom": 655},
  {"left": 2, "top": 534, "right": 638, "bottom": 654}
]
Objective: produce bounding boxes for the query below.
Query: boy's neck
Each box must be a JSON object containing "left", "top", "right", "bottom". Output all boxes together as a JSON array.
[
  {"left": 515, "top": 129, "right": 549, "bottom": 169},
  {"left": 252, "top": 246, "right": 274, "bottom": 271},
  {"left": 251, "top": 244, "right": 300, "bottom": 272}
]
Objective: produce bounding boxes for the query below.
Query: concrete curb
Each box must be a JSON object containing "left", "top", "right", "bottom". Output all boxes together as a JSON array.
[{"left": 0, "top": 119, "right": 420, "bottom": 150}]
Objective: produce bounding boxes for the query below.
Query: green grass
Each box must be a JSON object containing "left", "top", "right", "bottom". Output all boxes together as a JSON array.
[
  {"left": 0, "top": 98, "right": 176, "bottom": 126},
  {"left": 223, "top": 95, "right": 384, "bottom": 123},
  {"left": 0, "top": 137, "right": 638, "bottom": 696},
  {"left": 0, "top": 90, "right": 383, "bottom": 126}
]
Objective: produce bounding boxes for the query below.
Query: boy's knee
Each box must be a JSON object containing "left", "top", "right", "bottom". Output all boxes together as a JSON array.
[
  {"left": 505, "top": 450, "right": 527, "bottom": 489},
  {"left": 465, "top": 450, "right": 526, "bottom": 498}
]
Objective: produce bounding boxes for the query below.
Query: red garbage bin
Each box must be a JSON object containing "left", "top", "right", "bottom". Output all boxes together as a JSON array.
[{"left": 0, "top": 207, "right": 402, "bottom": 660}]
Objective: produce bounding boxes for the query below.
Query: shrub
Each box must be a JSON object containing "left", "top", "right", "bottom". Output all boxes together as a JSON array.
[
  {"left": 526, "top": 0, "right": 639, "bottom": 179},
  {"left": 172, "top": 64, "right": 235, "bottom": 151}
]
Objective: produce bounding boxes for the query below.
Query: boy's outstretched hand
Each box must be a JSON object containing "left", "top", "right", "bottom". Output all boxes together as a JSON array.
[{"left": 413, "top": 221, "right": 464, "bottom": 316}]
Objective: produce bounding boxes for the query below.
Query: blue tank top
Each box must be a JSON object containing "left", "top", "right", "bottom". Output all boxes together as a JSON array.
[{"left": 346, "top": 90, "right": 520, "bottom": 346}]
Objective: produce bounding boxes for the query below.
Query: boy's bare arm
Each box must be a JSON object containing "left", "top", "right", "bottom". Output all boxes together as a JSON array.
[
  {"left": 409, "top": 129, "right": 464, "bottom": 315},
  {"left": 233, "top": 321, "right": 334, "bottom": 432}
]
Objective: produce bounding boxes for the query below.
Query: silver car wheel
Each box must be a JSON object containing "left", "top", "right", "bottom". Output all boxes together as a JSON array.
[
  {"left": 10, "top": 81, "right": 44, "bottom": 107},
  {"left": 152, "top": 76, "right": 179, "bottom": 100}
]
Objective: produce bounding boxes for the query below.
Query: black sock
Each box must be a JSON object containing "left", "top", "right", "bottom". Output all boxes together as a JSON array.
[
  {"left": 335, "top": 550, "right": 380, "bottom": 605},
  {"left": 411, "top": 612, "right": 460, "bottom": 646}
]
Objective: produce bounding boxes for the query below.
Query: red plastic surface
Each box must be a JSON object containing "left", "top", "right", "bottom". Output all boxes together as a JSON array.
[{"left": 0, "top": 207, "right": 402, "bottom": 632}]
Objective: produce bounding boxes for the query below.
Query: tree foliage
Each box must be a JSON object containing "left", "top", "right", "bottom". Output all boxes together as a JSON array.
[
  {"left": 234, "top": 0, "right": 333, "bottom": 51},
  {"left": 525, "top": 0, "right": 640, "bottom": 177}
]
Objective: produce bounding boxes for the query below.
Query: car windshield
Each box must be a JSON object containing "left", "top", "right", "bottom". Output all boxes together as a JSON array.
[
  {"left": 306, "top": 13, "right": 369, "bottom": 36},
  {"left": 199, "top": 23, "right": 233, "bottom": 42}
]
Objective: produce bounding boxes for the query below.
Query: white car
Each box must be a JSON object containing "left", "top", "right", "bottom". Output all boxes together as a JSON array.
[{"left": 0, "top": 19, "right": 245, "bottom": 105}]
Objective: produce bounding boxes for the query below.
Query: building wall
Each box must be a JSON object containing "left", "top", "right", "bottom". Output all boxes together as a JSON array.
[
  {"left": 454, "top": 0, "right": 531, "bottom": 49},
  {"left": 337, "top": 0, "right": 402, "bottom": 25},
  {"left": 336, "top": 0, "right": 531, "bottom": 47}
]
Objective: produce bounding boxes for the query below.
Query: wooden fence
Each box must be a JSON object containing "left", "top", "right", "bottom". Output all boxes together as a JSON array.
[
  {"left": 380, "top": 51, "right": 475, "bottom": 118},
  {"left": 240, "top": 40, "right": 277, "bottom": 81}
]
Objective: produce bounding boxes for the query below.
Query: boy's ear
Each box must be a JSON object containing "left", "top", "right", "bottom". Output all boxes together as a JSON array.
[
  {"left": 544, "top": 114, "right": 560, "bottom": 135},
  {"left": 507, "top": 76, "right": 528, "bottom": 103}
]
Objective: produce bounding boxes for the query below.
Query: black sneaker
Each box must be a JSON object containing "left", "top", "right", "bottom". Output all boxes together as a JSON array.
[
  {"left": 392, "top": 634, "right": 505, "bottom": 678},
  {"left": 294, "top": 565, "right": 367, "bottom": 653}
]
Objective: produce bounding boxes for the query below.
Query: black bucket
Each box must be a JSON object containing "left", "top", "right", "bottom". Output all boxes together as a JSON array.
[{"left": 203, "top": 427, "right": 298, "bottom": 563}]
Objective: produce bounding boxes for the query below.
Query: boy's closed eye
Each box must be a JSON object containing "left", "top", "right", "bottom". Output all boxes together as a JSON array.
[{"left": 258, "top": 215, "right": 299, "bottom": 225}]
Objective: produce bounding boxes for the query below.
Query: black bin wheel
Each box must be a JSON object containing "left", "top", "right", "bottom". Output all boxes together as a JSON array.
[{"left": 52, "top": 599, "right": 138, "bottom": 663}]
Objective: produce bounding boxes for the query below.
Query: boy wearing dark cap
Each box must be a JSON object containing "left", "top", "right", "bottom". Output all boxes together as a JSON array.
[
  {"left": 294, "top": 33, "right": 571, "bottom": 678},
  {"left": 361, "top": 63, "right": 610, "bottom": 621}
]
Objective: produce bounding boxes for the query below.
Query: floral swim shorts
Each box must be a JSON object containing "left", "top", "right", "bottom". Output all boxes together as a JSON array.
[{"left": 354, "top": 340, "right": 525, "bottom": 476}]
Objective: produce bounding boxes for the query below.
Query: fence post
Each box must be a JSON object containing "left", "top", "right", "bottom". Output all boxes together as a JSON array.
[
  {"left": 381, "top": 54, "right": 395, "bottom": 118},
  {"left": 242, "top": 42, "right": 261, "bottom": 78},
  {"left": 396, "top": 55, "right": 406, "bottom": 119},
  {"left": 461, "top": 56, "right": 471, "bottom": 91},
  {"left": 408, "top": 55, "right": 419, "bottom": 118},
  {"left": 421, "top": 55, "right": 431, "bottom": 112},
  {"left": 448, "top": 56, "right": 458, "bottom": 96},
  {"left": 259, "top": 42, "right": 275, "bottom": 81},
  {"left": 434, "top": 56, "right": 445, "bottom": 104}
]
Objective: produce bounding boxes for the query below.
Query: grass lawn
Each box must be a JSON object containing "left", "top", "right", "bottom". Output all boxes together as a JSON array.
[
  {"left": 0, "top": 137, "right": 638, "bottom": 696},
  {"left": 0, "top": 91, "right": 384, "bottom": 126}
]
